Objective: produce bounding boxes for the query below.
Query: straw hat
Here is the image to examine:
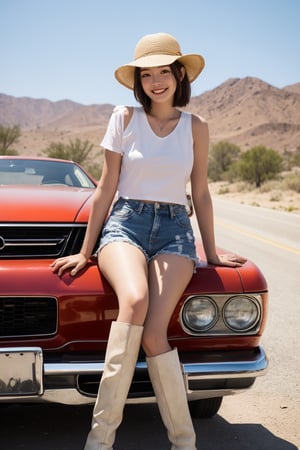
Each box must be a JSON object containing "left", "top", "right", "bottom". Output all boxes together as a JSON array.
[{"left": 115, "top": 32, "right": 205, "bottom": 90}]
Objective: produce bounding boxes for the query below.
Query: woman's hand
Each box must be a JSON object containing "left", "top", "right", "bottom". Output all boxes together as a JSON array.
[
  {"left": 50, "top": 253, "right": 88, "bottom": 277},
  {"left": 207, "top": 253, "right": 247, "bottom": 267}
]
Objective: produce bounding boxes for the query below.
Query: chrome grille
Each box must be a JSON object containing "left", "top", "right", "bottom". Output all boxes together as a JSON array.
[
  {"left": 0, "top": 224, "right": 86, "bottom": 258},
  {"left": 0, "top": 296, "right": 57, "bottom": 337}
]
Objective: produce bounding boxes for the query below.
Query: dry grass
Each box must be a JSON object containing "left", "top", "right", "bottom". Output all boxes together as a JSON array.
[{"left": 209, "top": 176, "right": 300, "bottom": 214}]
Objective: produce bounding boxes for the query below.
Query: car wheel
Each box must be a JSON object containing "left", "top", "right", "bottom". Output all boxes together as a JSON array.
[{"left": 189, "top": 397, "right": 223, "bottom": 418}]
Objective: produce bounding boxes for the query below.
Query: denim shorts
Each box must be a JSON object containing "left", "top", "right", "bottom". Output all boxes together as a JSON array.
[{"left": 97, "top": 198, "right": 198, "bottom": 264}]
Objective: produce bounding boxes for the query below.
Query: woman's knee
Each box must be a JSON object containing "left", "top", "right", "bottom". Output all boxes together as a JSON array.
[
  {"left": 142, "top": 327, "right": 170, "bottom": 356},
  {"left": 118, "top": 290, "right": 149, "bottom": 323},
  {"left": 129, "top": 291, "right": 149, "bottom": 317}
]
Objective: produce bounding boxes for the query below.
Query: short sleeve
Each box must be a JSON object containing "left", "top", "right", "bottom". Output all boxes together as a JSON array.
[{"left": 100, "top": 105, "right": 125, "bottom": 154}]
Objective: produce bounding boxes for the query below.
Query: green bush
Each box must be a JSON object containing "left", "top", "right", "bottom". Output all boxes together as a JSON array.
[
  {"left": 237, "top": 145, "right": 282, "bottom": 187},
  {"left": 208, "top": 141, "right": 241, "bottom": 181},
  {"left": 0, "top": 124, "right": 20, "bottom": 155},
  {"left": 43, "top": 138, "right": 94, "bottom": 165}
]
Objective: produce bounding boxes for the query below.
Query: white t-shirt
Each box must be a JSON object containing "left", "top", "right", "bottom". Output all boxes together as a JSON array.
[{"left": 101, "top": 106, "right": 194, "bottom": 205}]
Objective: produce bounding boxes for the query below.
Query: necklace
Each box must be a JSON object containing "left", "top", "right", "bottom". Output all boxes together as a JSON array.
[{"left": 148, "top": 112, "right": 181, "bottom": 135}]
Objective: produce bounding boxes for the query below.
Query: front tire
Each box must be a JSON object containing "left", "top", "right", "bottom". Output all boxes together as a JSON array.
[{"left": 189, "top": 397, "right": 223, "bottom": 418}]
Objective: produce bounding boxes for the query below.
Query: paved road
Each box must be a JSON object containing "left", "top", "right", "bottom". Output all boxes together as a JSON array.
[
  {"left": 1, "top": 198, "right": 299, "bottom": 449},
  {"left": 203, "top": 198, "right": 300, "bottom": 449}
]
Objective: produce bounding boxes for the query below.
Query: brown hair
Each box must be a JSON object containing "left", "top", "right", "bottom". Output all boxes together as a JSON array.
[{"left": 133, "top": 61, "right": 191, "bottom": 113}]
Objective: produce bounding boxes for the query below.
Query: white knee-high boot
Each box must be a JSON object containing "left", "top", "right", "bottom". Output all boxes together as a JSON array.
[
  {"left": 146, "top": 348, "right": 197, "bottom": 450},
  {"left": 84, "top": 321, "right": 143, "bottom": 450}
]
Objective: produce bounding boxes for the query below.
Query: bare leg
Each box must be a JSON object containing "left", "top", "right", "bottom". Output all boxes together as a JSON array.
[
  {"left": 85, "top": 242, "right": 149, "bottom": 449},
  {"left": 143, "top": 254, "right": 196, "bottom": 449},
  {"left": 98, "top": 242, "right": 149, "bottom": 325},
  {"left": 142, "top": 253, "right": 194, "bottom": 356}
]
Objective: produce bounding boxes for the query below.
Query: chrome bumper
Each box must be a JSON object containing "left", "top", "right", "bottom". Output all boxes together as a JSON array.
[{"left": 0, "top": 346, "right": 268, "bottom": 405}]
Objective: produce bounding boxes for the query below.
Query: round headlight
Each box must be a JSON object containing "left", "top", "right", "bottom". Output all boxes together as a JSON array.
[
  {"left": 223, "top": 296, "right": 260, "bottom": 332},
  {"left": 182, "top": 296, "right": 218, "bottom": 332}
]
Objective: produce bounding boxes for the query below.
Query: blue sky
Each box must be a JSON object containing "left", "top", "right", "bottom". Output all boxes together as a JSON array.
[{"left": 1, "top": 0, "right": 299, "bottom": 106}]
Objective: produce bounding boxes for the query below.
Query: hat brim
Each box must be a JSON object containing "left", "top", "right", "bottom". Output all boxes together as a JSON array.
[{"left": 115, "top": 53, "right": 205, "bottom": 90}]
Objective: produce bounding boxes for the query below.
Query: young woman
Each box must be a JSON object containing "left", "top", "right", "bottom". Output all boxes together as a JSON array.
[{"left": 51, "top": 32, "right": 245, "bottom": 450}]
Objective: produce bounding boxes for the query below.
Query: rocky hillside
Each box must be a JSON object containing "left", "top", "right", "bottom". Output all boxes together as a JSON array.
[
  {"left": 188, "top": 77, "right": 300, "bottom": 152},
  {"left": 1, "top": 77, "right": 299, "bottom": 155}
]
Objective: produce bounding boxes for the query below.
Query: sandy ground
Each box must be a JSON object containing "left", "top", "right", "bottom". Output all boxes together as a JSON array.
[{"left": 208, "top": 181, "right": 300, "bottom": 215}]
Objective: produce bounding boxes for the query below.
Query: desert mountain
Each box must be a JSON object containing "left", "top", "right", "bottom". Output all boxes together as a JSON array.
[
  {"left": 1, "top": 77, "right": 299, "bottom": 155},
  {"left": 187, "top": 77, "right": 300, "bottom": 152}
]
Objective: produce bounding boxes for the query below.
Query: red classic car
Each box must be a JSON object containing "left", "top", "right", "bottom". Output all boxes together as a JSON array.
[{"left": 0, "top": 156, "right": 268, "bottom": 418}]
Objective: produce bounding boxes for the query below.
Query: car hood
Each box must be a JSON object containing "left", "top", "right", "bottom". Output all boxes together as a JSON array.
[{"left": 0, "top": 185, "right": 95, "bottom": 222}]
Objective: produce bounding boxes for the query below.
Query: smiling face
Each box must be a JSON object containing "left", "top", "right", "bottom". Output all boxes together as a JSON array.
[
  {"left": 134, "top": 61, "right": 190, "bottom": 113},
  {"left": 140, "top": 65, "right": 184, "bottom": 105}
]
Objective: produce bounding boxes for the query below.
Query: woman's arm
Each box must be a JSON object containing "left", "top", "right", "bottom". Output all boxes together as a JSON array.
[
  {"left": 80, "top": 150, "right": 122, "bottom": 258},
  {"left": 191, "top": 114, "right": 246, "bottom": 267},
  {"left": 50, "top": 149, "right": 122, "bottom": 276}
]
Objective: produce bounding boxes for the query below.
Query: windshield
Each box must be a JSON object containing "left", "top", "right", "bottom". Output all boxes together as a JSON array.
[{"left": 0, "top": 159, "right": 96, "bottom": 188}]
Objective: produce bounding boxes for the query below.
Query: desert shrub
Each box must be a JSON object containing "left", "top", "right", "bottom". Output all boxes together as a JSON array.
[
  {"left": 43, "top": 138, "right": 94, "bottom": 165},
  {"left": 269, "top": 191, "right": 282, "bottom": 202},
  {"left": 0, "top": 124, "right": 20, "bottom": 155},
  {"left": 282, "top": 147, "right": 300, "bottom": 170},
  {"left": 208, "top": 141, "right": 241, "bottom": 181},
  {"left": 282, "top": 173, "right": 300, "bottom": 193},
  {"left": 259, "top": 179, "right": 282, "bottom": 193},
  {"left": 237, "top": 145, "right": 282, "bottom": 187},
  {"left": 218, "top": 185, "right": 230, "bottom": 195}
]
